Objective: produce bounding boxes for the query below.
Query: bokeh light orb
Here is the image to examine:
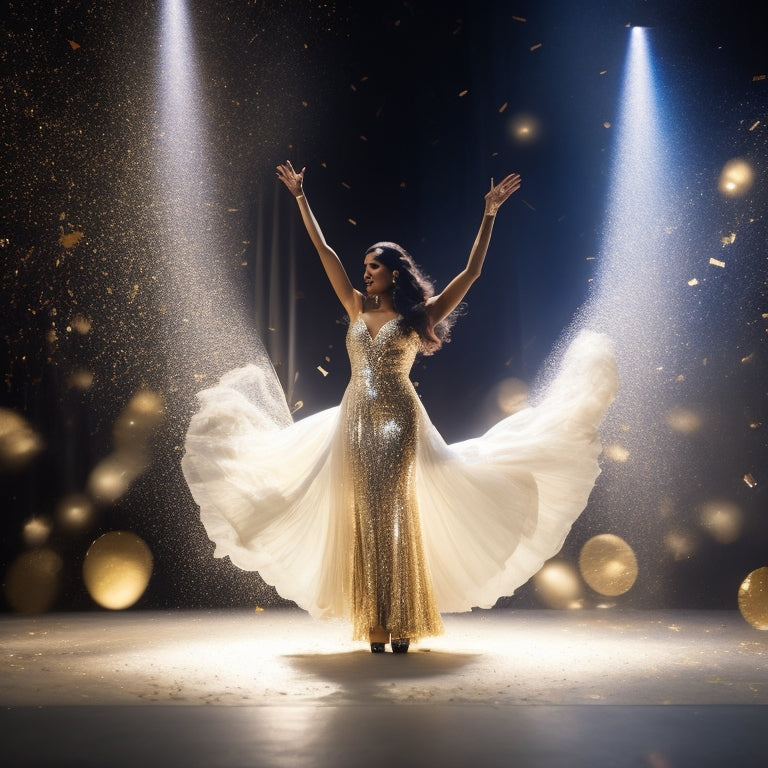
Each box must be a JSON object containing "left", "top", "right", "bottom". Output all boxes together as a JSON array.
[
  {"left": 66, "top": 368, "right": 95, "bottom": 390},
  {"left": 0, "top": 407, "right": 44, "bottom": 472},
  {"left": 579, "top": 534, "right": 638, "bottom": 596},
  {"left": 699, "top": 500, "right": 743, "bottom": 544},
  {"left": 533, "top": 560, "right": 583, "bottom": 609},
  {"left": 57, "top": 493, "right": 95, "bottom": 528},
  {"left": 126, "top": 390, "right": 164, "bottom": 424},
  {"left": 738, "top": 567, "right": 768, "bottom": 630},
  {"left": 22, "top": 516, "right": 53, "bottom": 547},
  {"left": 717, "top": 157, "right": 754, "bottom": 197},
  {"left": 507, "top": 113, "right": 541, "bottom": 144},
  {"left": 87, "top": 452, "right": 146, "bottom": 503},
  {"left": 4, "top": 549, "right": 63, "bottom": 614},
  {"left": 494, "top": 378, "right": 529, "bottom": 415},
  {"left": 665, "top": 406, "right": 702, "bottom": 434},
  {"left": 663, "top": 529, "right": 698, "bottom": 561},
  {"left": 83, "top": 531, "right": 154, "bottom": 610},
  {"left": 604, "top": 443, "right": 630, "bottom": 463},
  {"left": 113, "top": 390, "right": 164, "bottom": 452}
]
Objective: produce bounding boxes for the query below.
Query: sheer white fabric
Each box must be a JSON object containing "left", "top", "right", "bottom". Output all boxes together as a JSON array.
[{"left": 182, "top": 329, "right": 617, "bottom": 618}]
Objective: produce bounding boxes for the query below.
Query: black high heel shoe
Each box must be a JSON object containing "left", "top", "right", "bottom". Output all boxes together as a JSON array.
[
  {"left": 370, "top": 642, "right": 386, "bottom": 654},
  {"left": 391, "top": 638, "right": 410, "bottom": 654}
]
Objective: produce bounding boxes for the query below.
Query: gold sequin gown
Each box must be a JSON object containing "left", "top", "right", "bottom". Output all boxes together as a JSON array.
[
  {"left": 182, "top": 323, "right": 617, "bottom": 640},
  {"left": 344, "top": 316, "right": 443, "bottom": 641}
]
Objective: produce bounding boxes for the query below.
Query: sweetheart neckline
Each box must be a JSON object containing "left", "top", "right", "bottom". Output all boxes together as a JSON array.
[{"left": 356, "top": 314, "right": 401, "bottom": 342}]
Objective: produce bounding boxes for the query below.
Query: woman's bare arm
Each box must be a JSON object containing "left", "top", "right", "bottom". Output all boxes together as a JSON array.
[
  {"left": 276, "top": 161, "right": 362, "bottom": 317},
  {"left": 426, "top": 172, "right": 521, "bottom": 324}
]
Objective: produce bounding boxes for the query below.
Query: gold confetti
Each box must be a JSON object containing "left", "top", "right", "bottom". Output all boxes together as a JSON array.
[
  {"left": 347, "top": 218, "right": 357, "bottom": 226},
  {"left": 316, "top": 366, "right": 328, "bottom": 376},
  {"left": 498, "top": 102, "right": 508, "bottom": 113},
  {"left": 530, "top": 43, "right": 542, "bottom": 51},
  {"left": 741, "top": 353, "right": 754, "bottom": 364},
  {"left": 68, "top": 40, "right": 81, "bottom": 50},
  {"left": 603, "top": 121, "right": 611, "bottom": 128},
  {"left": 341, "top": 181, "right": 351, "bottom": 189},
  {"left": 752, "top": 74, "right": 767, "bottom": 82},
  {"left": 59, "top": 230, "right": 84, "bottom": 249},
  {"left": 749, "top": 120, "right": 760, "bottom": 131},
  {"left": 744, "top": 474, "right": 756, "bottom": 488},
  {"left": 687, "top": 278, "right": 699, "bottom": 286},
  {"left": 71, "top": 314, "right": 91, "bottom": 334},
  {"left": 512, "top": 15, "right": 527, "bottom": 22},
  {"left": 721, "top": 232, "right": 736, "bottom": 245},
  {"left": 709, "top": 257, "right": 725, "bottom": 268},
  {"left": 458, "top": 89, "right": 468, "bottom": 97}
]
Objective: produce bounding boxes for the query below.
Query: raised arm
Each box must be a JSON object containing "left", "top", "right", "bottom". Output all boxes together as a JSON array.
[
  {"left": 276, "top": 161, "right": 362, "bottom": 317},
  {"left": 426, "top": 172, "right": 521, "bottom": 324}
]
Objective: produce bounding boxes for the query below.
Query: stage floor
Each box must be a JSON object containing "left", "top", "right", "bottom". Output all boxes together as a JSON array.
[{"left": 2, "top": 608, "right": 767, "bottom": 766}]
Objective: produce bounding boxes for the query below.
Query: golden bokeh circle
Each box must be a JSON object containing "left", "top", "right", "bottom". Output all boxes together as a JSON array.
[
  {"left": 579, "top": 534, "right": 638, "bottom": 596},
  {"left": 738, "top": 567, "right": 768, "bottom": 630},
  {"left": 533, "top": 560, "right": 583, "bottom": 609},
  {"left": 4, "top": 549, "right": 63, "bottom": 614},
  {"left": 0, "top": 407, "right": 45, "bottom": 472},
  {"left": 83, "top": 531, "right": 154, "bottom": 610}
]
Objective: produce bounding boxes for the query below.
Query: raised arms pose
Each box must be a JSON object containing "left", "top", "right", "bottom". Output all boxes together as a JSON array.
[
  {"left": 184, "top": 159, "right": 615, "bottom": 654},
  {"left": 276, "top": 161, "right": 521, "bottom": 335}
]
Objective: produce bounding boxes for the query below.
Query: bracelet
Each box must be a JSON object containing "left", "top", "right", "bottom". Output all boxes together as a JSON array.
[{"left": 295, "top": 194, "right": 305, "bottom": 201}]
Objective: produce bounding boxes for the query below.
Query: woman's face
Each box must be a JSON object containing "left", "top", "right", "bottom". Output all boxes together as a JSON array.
[{"left": 363, "top": 251, "right": 396, "bottom": 297}]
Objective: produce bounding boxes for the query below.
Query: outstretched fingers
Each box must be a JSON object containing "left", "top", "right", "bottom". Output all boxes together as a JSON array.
[
  {"left": 486, "top": 172, "right": 521, "bottom": 210},
  {"left": 276, "top": 161, "right": 305, "bottom": 194},
  {"left": 495, "top": 172, "right": 521, "bottom": 199}
]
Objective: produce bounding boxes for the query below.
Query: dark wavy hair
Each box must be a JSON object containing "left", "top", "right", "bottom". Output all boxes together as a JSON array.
[{"left": 365, "top": 242, "right": 458, "bottom": 355}]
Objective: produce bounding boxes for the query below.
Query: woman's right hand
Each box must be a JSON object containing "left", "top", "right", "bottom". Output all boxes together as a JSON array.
[{"left": 276, "top": 160, "right": 305, "bottom": 197}]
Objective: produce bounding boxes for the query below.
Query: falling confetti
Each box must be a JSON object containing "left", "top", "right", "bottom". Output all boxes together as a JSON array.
[{"left": 58, "top": 230, "right": 85, "bottom": 249}]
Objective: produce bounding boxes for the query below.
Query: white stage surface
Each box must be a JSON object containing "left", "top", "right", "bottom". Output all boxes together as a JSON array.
[{"left": 2, "top": 609, "right": 767, "bottom": 766}]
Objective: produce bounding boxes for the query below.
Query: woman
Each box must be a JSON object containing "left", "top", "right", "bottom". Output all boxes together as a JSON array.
[{"left": 182, "top": 162, "right": 617, "bottom": 653}]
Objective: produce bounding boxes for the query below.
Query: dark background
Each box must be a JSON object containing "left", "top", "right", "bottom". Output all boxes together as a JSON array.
[{"left": 1, "top": 0, "right": 766, "bottom": 612}]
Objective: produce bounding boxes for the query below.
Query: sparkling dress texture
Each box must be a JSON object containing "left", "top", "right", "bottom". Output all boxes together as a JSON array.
[{"left": 182, "top": 320, "right": 617, "bottom": 641}]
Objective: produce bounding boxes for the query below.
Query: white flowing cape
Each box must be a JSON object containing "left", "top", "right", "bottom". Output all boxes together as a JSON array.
[{"left": 182, "top": 330, "right": 618, "bottom": 617}]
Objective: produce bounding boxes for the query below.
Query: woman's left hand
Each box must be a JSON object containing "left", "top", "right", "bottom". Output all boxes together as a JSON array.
[
  {"left": 485, "top": 172, "right": 522, "bottom": 215},
  {"left": 276, "top": 160, "right": 306, "bottom": 197}
]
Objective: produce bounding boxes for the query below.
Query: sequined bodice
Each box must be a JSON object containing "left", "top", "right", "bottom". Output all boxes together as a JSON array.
[{"left": 346, "top": 315, "right": 419, "bottom": 390}]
